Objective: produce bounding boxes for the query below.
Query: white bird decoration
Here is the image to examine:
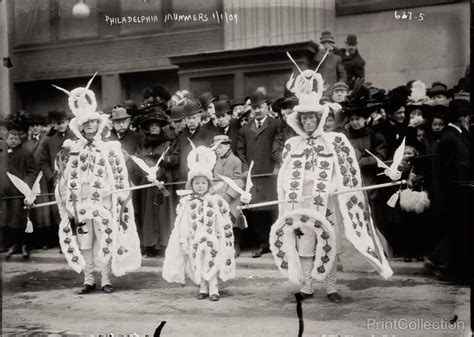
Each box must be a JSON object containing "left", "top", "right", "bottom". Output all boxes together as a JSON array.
[
  {"left": 218, "top": 161, "right": 254, "bottom": 204},
  {"left": 366, "top": 137, "right": 406, "bottom": 181},
  {"left": 130, "top": 146, "right": 170, "bottom": 184},
  {"left": 7, "top": 171, "right": 43, "bottom": 233}
]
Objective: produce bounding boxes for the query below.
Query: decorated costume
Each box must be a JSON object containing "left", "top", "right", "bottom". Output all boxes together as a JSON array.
[
  {"left": 269, "top": 69, "right": 392, "bottom": 299},
  {"left": 162, "top": 145, "right": 235, "bottom": 300},
  {"left": 54, "top": 76, "right": 141, "bottom": 291}
]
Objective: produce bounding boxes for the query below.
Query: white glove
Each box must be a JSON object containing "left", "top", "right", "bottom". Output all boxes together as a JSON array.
[
  {"left": 149, "top": 177, "right": 164, "bottom": 189},
  {"left": 23, "top": 199, "right": 34, "bottom": 208},
  {"left": 240, "top": 192, "right": 252, "bottom": 204}
]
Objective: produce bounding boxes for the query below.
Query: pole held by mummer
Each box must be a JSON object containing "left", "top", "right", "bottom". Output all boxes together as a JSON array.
[{"left": 237, "top": 180, "right": 406, "bottom": 210}]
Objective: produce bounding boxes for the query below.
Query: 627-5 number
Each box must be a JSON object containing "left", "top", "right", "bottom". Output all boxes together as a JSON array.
[{"left": 394, "top": 11, "right": 424, "bottom": 21}]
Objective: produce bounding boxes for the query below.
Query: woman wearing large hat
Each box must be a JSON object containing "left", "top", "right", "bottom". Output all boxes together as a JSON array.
[{"left": 131, "top": 107, "right": 177, "bottom": 257}]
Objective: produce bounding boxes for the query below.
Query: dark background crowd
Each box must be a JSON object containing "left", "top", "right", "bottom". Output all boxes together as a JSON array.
[{"left": 1, "top": 31, "right": 471, "bottom": 285}]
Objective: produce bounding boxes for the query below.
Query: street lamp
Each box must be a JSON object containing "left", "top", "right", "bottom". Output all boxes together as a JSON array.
[{"left": 72, "top": 0, "right": 90, "bottom": 19}]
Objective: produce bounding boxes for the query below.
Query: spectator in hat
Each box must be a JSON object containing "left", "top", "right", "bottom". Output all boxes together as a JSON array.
[
  {"left": 344, "top": 98, "right": 387, "bottom": 203},
  {"left": 38, "top": 110, "right": 75, "bottom": 250},
  {"left": 427, "top": 82, "right": 451, "bottom": 106},
  {"left": 330, "top": 82, "right": 349, "bottom": 104},
  {"left": 376, "top": 90, "right": 409, "bottom": 159},
  {"left": 109, "top": 106, "right": 143, "bottom": 155},
  {"left": 312, "top": 31, "right": 347, "bottom": 90},
  {"left": 130, "top": 109, "right": 176, "bottom": 258},
  {"left": 212, "top": 134, "right": 245, "bottom": 257},
  {"left": 272, "top": 96, "right": 298, "bottom": 165},
  {"left": 168, "top": 100, "right": 218, "bottom": 183},
  {"left": 22, "top": 114, "right": 55, "bottom": 249},
  {"left": 164, "top": 106, "right": 186, "bottom": 141},
  {"left": 337, "top": 34, "right": 365, "bottom": 89},
  {"left": 2, "top": 124, "right": 39, "bottom": 259},
  {"left": 237, "top": 105, "right": 253, "bottom": 127},
  {"left": 214, "top": 100, "right": 241, "bottom": 155},
  {"left": 39, "top": 109, "right": 74, "bottom": 195},
  {"left": 425, "top": 99, "right": 471, "bottom": 283},
  {"left": 199, "top": 92, "right": 220, "bottom": 134},
  {"left": 237, "top": 91, "right": 282, "bottom": 258}
]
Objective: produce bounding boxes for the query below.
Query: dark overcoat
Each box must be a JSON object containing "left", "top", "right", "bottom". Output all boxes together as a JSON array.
[
  {"left": 109, "top": 129, "right": 143, "bottom": 156},
  {"left": 130, "top": 139, "right": 175, "bottom": 249},
  {"left": 23, "top": 135, "right": 54, "bottom": 228},
  {"left": 237, "top": 117, "right": 281, "bottom": 209},
  {"left": 0, "top": 147, "right": 38, "bottom": 229}
]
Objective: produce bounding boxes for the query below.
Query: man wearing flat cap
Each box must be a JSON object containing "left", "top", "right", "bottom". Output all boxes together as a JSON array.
[
  {"left": 169, "top": 100, "right": 218, "bottom": 183},
  {"left": 214, "top": 100, "right": 241, "bottom": 155},
  {"left": 337, "top": 34, "right": 366, "bottom": 89},
  {"left": 212, "top": 134, "right": 245, "bottom": 257},
  {"left": 313, "top": 31, "right": 347, "bottom": 91},
  {"left": 109, "top": 106, "right": 142, "bottom": 155},
  {"left": 237, "top": 91, "right": 282, "bottom": 258},
  {"left": 426, "top": 99, "right": 471, "bottom": 283}
]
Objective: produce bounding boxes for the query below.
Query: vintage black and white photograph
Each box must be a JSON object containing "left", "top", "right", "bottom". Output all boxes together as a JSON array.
[{"left": 0, "top": 0, "right": 471, "bottom": 336}]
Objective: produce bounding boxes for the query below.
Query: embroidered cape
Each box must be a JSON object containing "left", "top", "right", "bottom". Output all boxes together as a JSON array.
[{"left": 270, "top": 112, "right": 393, "bottom": 284}]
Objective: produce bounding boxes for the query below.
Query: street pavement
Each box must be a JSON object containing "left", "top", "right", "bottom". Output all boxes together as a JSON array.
[{"left": 1, "top": 246, "right": 471, "bottom": 337}]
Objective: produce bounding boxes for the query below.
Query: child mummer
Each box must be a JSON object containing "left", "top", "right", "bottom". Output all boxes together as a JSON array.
[{"left": 162, "top": 145, "right": 236, "bottom": 301}]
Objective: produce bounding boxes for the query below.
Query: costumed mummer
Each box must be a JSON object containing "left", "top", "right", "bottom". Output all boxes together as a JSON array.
[
  {"left": 54, "top": 75, "right": 141, "bottom": 294},
  {"left": 270, "top": 69, "right": 392, "bottom": 303},
  {"left": 162, "top": 145, "right": 236, "bottom": 301}
]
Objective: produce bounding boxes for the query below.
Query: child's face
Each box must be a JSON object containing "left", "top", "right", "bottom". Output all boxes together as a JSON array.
[
  {"left": 416, "top": 128, "right": 426, "bottom": 142},
  {"left": 349, "top": 115, "right": 367, "bottom": 130},
  {"left": 324, "top": 115, "right": 335, "bottom": 131},
  {"left": 431, "top": 118, "right": 445, "bottom": 133},
  {"left": 192, "top": 176, "right": 209, "bottom": 195}
]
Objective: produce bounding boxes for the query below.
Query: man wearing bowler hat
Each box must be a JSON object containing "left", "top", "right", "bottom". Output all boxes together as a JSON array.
[
  {"left": 214, "top": 100, "right": 241, "bottom": 155},
  {"left": 109, "top": 106, "right": 142, "bottom": 155},
  {"left": 337, "top": 34, "right": 365, "bottom": 89},
  {"left": 164, "top": 106, "right": 187, "bottom": 141},
  {"left": 199, "top": 92, "right": 220, "bottom": 134},
  {"left": 313, "top": 31, "right": 347, "bottom": 91},
  {"left": 169, "top": 100, "right": 218, "bottom": 183},
  {"left": 237, "top": 91, "right": 282, "bottom": 258}
]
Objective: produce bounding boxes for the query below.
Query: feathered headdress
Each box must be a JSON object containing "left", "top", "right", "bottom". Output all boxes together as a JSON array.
[
  {"left": 187, "top": 140, "right": 217, "bottom": 182},
  {"left": 285, "top": 52, "right": 341, "bottom": 137},
  {"left": 52, "top": 72, "right": 108, "bottom": 141}
]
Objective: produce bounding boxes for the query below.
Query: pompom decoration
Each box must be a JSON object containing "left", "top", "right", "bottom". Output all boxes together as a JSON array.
[
  {"left": 408, "top": 80, "right": 429, "bottom": 105},
  {"left": 399, "top": 189, "right": 430, "bottom": 213}
]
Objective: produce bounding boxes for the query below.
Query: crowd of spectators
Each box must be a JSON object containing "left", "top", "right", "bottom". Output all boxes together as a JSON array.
[{"left": 1, "top": 31, "right": 471, "bottom": 284}]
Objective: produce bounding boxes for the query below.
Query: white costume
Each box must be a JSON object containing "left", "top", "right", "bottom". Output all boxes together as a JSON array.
[
  {"left": 54, "top": 76, "right": 141, "bottom": 286},
  {"left": 270, "top": 70, "right": 392, "bottom": 295},
  {"left": 162, "top": 146, "right": 236, "bottom": 295}
]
